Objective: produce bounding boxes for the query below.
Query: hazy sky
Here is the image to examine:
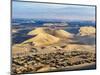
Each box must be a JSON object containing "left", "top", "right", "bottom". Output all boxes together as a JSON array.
[{"left": 12, "top": 1, "right": 96, "bottom": 21}]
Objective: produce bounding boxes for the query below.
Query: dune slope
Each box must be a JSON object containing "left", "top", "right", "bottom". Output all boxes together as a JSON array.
[{"left": 23, "top": 33, "right": 60, "bottom": 46}]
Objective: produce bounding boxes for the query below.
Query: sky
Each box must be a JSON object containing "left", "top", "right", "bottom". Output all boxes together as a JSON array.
[{"left": 12, "top": 1, "right": 96, "bottom": 21}]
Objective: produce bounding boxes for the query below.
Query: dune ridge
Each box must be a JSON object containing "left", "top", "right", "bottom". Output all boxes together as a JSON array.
[
  {"left": 21, "top": 27, "right": 74, "bottom": 46},
  {"left": 79, "top": 26, "right": 95, "bottom": 36}
]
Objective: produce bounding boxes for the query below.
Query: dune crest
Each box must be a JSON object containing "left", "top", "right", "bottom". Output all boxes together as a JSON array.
[
  {"left": 27, "top": 28, "right": 46, "bottom": 35},
  {"left": 23, "top": 27, "right": 74, "bottom": 46},
  {"left": 54, "top": 29, "right": 74, "bottom": 38},
  {"left": 23, "top": 33, "right": 60, "bottom": 46}
]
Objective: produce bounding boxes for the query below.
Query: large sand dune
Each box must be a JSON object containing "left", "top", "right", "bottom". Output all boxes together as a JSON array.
[
  {"left": 12, "top": 27, "right": 96, "bottom": 54},
  {"left": 79, "top": 26, "right": 96, "bottom": 36},
  {"left": 27, "top": 28, "right": 46, "bottom": 35},
  {"left": 54, "top": 29, "right": 74, "bottom": 38},
  {"left": 23, "top": 33, "right": 60, "bottom": 46},
  {"left": 22, "top": 27, "right": 74, "bottom": 46}
]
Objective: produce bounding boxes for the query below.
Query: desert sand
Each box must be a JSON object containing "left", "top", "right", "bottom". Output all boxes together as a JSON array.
[{"left": 12, "top": 26, "right": 96, "bottom": 74}]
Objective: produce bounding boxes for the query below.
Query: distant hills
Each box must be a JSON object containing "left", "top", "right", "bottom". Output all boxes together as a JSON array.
[{"left": 12, "top": 18, "right": 96, "bottom": 27}]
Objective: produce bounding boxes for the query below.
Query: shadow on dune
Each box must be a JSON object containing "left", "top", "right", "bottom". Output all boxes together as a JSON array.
[{"left": 70, "top": 35, "right": 96, "bottom": 45}]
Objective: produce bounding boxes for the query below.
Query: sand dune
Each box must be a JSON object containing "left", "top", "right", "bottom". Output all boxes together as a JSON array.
[
  {"left": 23, "top": 27, "right": 74, "bottom": 46},
  {"left": 12, "top": 27, "right": 74, "bottom": 54},
  {"left": 54, "top": 29, "right": 74, "bottom": 38},
  {"left": 23, "top": 33, "right": 60, "bottom": 46},
  {"left": 63, "top": 44, "right": 95, "bottom": 52},
  {"left": 12, "top": 27, "right": 95, "bottom": 55},
  {"left": 27, "top": 28, "right": 46, "bottom": 35},
  {"left": 79, "top": 26, "right": 95, "bottom": 36}
]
